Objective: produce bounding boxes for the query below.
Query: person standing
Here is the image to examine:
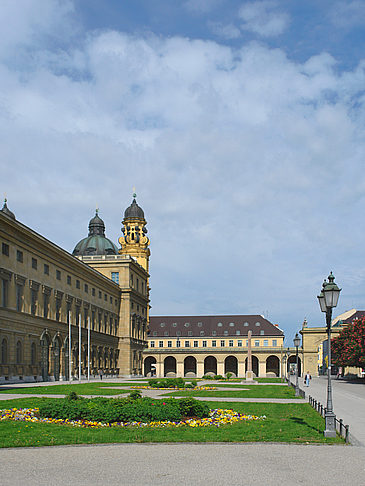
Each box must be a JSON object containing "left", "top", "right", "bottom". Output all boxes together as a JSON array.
[{"left": 304, "top": 371, "right": 311, "bottom": 387}]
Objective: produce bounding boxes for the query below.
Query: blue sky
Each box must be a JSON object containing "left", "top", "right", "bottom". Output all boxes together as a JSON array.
[{"left": 1, "top": 0, "right": 365, "bottom": 344}]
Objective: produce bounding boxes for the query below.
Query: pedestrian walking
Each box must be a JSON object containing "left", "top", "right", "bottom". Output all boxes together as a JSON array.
[
  {"left": 99, "top": 368, "right": 103, "bottom": 380},
  {"left": 304, "top": 371, "right": 311, "bottom": 387}
]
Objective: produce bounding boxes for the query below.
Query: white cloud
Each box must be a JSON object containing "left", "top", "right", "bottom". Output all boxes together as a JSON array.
[
  {"left": 208, "top": 21, "right": 242, "bottom": 39},
  {"left": 1, "top": 1, "right": 365, "bottom": 336},
  {"left": 329, "top": 0, "right": 365, "bottom": 28},
  {"left": 238, "top": 1, "right": 289, "bottom": 37}
]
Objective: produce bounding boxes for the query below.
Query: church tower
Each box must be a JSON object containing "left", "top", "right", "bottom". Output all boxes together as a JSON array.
[{"left": 119, "top": 194, "right": 150, "bottom": 274}]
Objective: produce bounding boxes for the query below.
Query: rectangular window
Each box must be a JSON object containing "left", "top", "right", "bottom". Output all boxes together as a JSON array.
[
  {"left": 212, "top": 330, "right": 217, "bottom": 336},
  {"left": 237, "top": 340, "right": 242, "bottom": 347},
  {"left": 111, "top": 272, "right": 119, "bottom": 284},
  {"left": 150, "top": 341, "right": 155, "bottom": 348},
  {"left": 188, "top": 330, "right": 192, "bottom": 336},
  {"left": 184, "top": 341, "right": 190, "bottom": 347},
  {"left": 76, "top": 280, "right": 80, "bottom": 289},
  {"left": 104, "top": 293, "right": 107, "bottom": 301},
  {"left": 16, "top": 250, "right": 23, "bottom": 262},
  {"left": 229, "top": 340, "right": 234, "bottom": 347},
  {"left": 264, "top": 340, "right": 269, "bottom": 346},
  {"left": 220, "top": 340, "right": 225, "bottom": 347},
  {"left": 43, "top": 264, "right": 49, "bottom": 275},
  {"left": 16, "top": 284, "right": 23, "bottom": 311},
  {"left": 202, "top": 340, "right": 207, "bottom": 347},
  {"left": 176, "top": 340, "right": 181, "bottom": 348},
  {"left": 2, "top": 243, "right": 9, "bottom": 256},
  {"left": 254, "top": 340, "right": 260, "bottom": 347},
  {"left": 1, "top": 279, "right": 8, "bottom": 308},
  {"left": 212, "top": 340, "right": 216, "bottom": 347},
  {"left": 98, "top": 290, "right": 102, "bottom": 298},
  {"left": 136, "top": 278, "right": 139, "bottom": 291},
  {"left": 246, "top": 340, "right": 248, "bottom": 347},
  {"left": 31, "top": 289, "right": 37, "bottom": 315},
  {"left": 159, "top": 341, "right": 163, "bottom": 348},
  {"left": 43, "top": 294, "right": 49, "bottom": 318},
  {"left": 167, "top": 341, "right": 172, "bottom": 348},
  {"left": 193, "top": 340, "right": 198, "bottom": 347},
  {"left": 84, "top": 283, "right": 88, "bottom": 293},
  {"left": 67, "top": 275, "right": 71, "bottom": 285},
  {"left": 272, "top": 339, "right": 277, "bottom": 346},
  {"left": 32, "top": 258, "right": 37, "bottom": 270},
  {"left": 110, "top": 296, "right": 112, "bottom": 304},
  {"left": 56, "top": 270, "right": 61, "bottom": 280},
  {"left": 55, "top": 299, "right": 61, "bottom": 321},
  {"left": 92, "top": 288, "right": 95, "bottom": 296}
]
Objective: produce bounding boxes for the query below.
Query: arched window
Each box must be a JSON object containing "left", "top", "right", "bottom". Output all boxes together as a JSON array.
[
  {"left": 31, "top": 342, "right": 36, "bottom": 365},
  {"left": 16, "top": 340, "right": 22, "bottom": 364},
  {"left": 1, "top": 338, "right": 8, "bottom": 364}
]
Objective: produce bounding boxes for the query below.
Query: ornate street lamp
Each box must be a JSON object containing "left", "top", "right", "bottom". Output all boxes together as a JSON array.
[
  {"left": 293, "top": 334, "right": 301, "bottom": 396},
  {"left": 317, "top": 272, "right": 341, "bottom": 438}
]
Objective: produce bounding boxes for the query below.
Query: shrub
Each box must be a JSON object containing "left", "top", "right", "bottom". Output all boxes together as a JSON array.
[
  {"left": 178, "top": 398, "right": 210, "bottom": 418},
  {"left": 66, "top": 391, "right": 80, "bottom": 401},
  {"left": 128, "top": 390, "right": 142, "bottom": 400},
  {"left": 37, "top": 396, "right": 209, "bottom": 423},
  {"left": 148, "top": 378, "right": 185, "bottom": 388},
  {"left": 214, "top": 375, "right": 224, "bottom": 380},
  {"left": 202, "top": 374, "right": 213, "bottom": 380},
  {"left": 226, "top": 372, "right": 233, "bottom": 380}
]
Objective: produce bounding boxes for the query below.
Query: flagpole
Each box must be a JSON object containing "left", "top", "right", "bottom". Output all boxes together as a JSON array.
[
  {"left": 68, "top": 310, "right": 72, "bottom": 383},
  {"left": 87, "top": 315, "right": 90, "bottom": 382},
  {"left": 79, "top": 312, "right": 81, "bottom": 383}
]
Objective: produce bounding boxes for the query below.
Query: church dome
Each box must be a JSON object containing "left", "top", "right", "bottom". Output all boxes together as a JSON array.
[
  {"left": 124, "top": 194, "right": 145, "bottom": 220},
  {"left": 1, "top": 199, "right": 15, "bottom": 220},
  {"left": 73, "top": 210, "right": 118, "bottom": 256}
]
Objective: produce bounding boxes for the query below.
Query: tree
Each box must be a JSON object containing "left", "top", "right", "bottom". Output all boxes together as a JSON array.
[{"left": 332, "top": 317, "right": 365, "bottom": 369}]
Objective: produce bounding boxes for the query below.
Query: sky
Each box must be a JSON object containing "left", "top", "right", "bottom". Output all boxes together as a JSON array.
[{"left": 1, "top": 0, "right": 365, "bottom": 344}]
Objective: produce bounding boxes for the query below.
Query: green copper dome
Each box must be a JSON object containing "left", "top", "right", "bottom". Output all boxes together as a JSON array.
[{"left": 73, "top": 210, "right": 118, "bottom": 256}]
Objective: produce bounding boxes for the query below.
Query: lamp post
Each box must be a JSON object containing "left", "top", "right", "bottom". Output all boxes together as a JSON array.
[
  {"left": 293, "top": 334, "right": 300, "bottom": 396},
  {"left": 317, "top": 271, "right": 341, "bottom": 438}
]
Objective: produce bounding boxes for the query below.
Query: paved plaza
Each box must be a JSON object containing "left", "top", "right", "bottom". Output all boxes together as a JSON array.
[{"left": 1, "top": 442, "right": 364, "bottom": 486}]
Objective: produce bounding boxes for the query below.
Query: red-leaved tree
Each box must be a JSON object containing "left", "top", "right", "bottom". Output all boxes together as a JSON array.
[{"left": 332, "top": 317, "right": 365, "bottom": 369}]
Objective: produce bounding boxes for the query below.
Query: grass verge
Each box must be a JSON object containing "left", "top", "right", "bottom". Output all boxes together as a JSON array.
[
  {"left": 0, "top": 383, "right": 135, "bottom": 396},
  {"left": 162, "top": 385, "right": 300, "bottom": 399}
]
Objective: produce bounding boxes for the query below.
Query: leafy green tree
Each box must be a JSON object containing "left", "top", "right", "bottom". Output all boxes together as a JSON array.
[{"left": 332, "top": 317, "right": 365, "bottom": 369}]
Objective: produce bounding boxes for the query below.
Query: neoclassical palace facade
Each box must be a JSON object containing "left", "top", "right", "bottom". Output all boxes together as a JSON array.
[
  {"left": 144, "top": 315, "right": 287, "bottom": 378},
  {"left": 0, "top": 196, "right": 150, "bottom": 383}
]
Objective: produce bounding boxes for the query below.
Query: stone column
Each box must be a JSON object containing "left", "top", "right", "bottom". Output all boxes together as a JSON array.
[
  {"left": 196, "top": 360, "right": 204, "bottom": 378},
  {"left": 176, "top": 359, "right": 184, "bottom": 378},
  {"left": 217, "top": 359, "right": 225, "bottom": 376},
  {"left": 259, "top": 360, "right": 266, "bottom": 378}
]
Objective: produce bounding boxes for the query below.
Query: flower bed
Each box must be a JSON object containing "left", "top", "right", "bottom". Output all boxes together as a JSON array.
[{"left": 1, "top": 407, "right": 265, "bottom": 429}]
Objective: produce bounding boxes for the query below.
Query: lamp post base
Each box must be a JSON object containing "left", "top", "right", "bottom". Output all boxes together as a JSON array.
[{"left": 324, "top": 412, "right": 336, "bottom": 438}]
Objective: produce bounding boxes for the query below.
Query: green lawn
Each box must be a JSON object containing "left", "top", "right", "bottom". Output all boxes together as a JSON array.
[
  {"left": 0, "top": 398, "right": 342, "bottom": 447},
  {"left": 162, "top": 385, "right": 300, "bottom": 399},
  {"left": 0, "top": 383, "right": 135, "bottom": 396}
]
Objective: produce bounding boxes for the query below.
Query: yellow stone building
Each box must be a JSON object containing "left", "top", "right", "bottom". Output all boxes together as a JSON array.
[
  {"left": 144, "top": 315, "right": 286, "bottom": 378},
  {"left": 300, "top": 309, "right": 365, "bottom": 378},
  {"left": 0, "top": 196, "right": 150, "bottom": 383}
]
